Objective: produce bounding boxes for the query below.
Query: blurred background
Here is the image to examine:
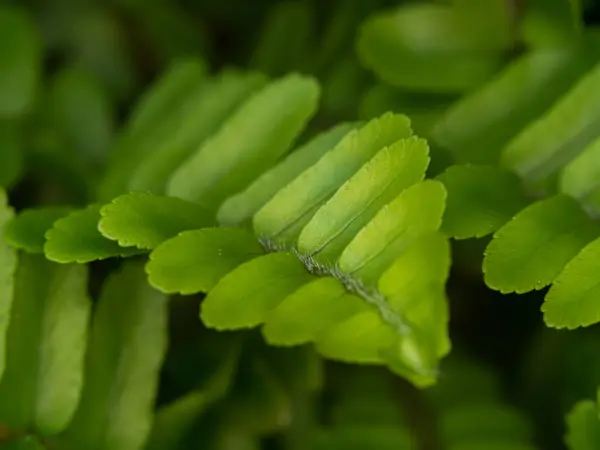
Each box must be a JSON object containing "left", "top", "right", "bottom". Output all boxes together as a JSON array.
[{"left": 3, "top": 0, "right": 600, "bottom": 449}]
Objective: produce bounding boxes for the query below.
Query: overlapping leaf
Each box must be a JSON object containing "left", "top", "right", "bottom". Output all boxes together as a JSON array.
[
  {"left": 560, "top": 135, "right": 600, "bottom": 217},
  {"left": 501, "top": 59, "right": 600, "bottom": 190},
  {"left": 483, "top": 195, "right": 600, "bottom": 294},
  {"left": 128, "top": 70, "right": 267, "bottom": 193},
  {"left": 217, "top": 122, "right": 357, "bottom": 226},
  {"left": 146, "top": 228, "right": 264, "bottom": 294},
  {"left": 99, "top": 191, "right": 211, "bottom": 250},
  {"left": 98, "top": 58, "right": 208, "bottom": 200},
  {"left": 298, "top": 136, "right": 430, "bottom": 263},
  {"left": 254, "top": 113, "right": 411, "bottom": 246},
  {"left": 437, "top": 165, "right": 527, "bottom": 240},
  {"left": 543, "top": 236, "right": 600, "bottom": 329},
  {"left": 433, "top": 45, "right": 600, "bottom": 164},
  {"left": 44, "top": 204, "right": 141, "bottom": 264},
  {"left": 167, "top": 73, "right": 320, "bottom": 213},
  {"left": 5, "top": 207, "right": 72, "bottom": 253}
]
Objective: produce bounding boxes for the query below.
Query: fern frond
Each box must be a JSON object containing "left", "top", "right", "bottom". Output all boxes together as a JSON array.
[
  {"left": 0, "top": 254, "right": 90, "bottom": 435},
  {"left": 356, "top": 3, "right": 509, "bottom": 93},
  {"left": 44, "top": 204, "right": 142, "bottom": 264},
  {"left": 254, "top": 113, "right": 412, "bottom": 246},
  {"left": 146, "top": 228, "right": 264, "bottom": 294},
  {"left": 483, "top": 195, "right": 599, "bottom": 294},
  {"left": 217, "top": 122, "right": 358, "bottom": 226},
  {"left": 61, "top": 261, "right": 168, "bottom": 450},
  {"left": 560, "top": 135, "right": 600, "bottom": 217},
  {"left": 543, "top": 236, "right": 600, "bottom": 329},
  {"left": 98, "top": 191, "right": 212, "bottom": 250},
  {"left": 166, "top": 73, "right": 320, "bottom": 213},
  {"left": 4, "top": 207, "right": 72, "bottom": 253},
  {"left": 433, "top": 45, "right": 600, "bottom": 164},
  {"left": 298, "top": 136, "right": 430, "bottom": 263},
  {"left": 128, "top": 70, "right": 267, "bottom": 193},
  {"left": 437, "top": 165, "right": 527, "bottom": 240},
  {"left": 501, "top": 59, "right": 600, "bottom": 191}
]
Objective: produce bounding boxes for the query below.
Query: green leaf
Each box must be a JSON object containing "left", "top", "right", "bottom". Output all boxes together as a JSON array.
[
  {"left": 44, "top": 204, "right": 141, "bottom": 264},
  {"left": 63, "top": 261, "right": 169, "bottom": 450},
  {"left": 0, "top": 255, "right": 90, "bottom": 435},
  {"left": 0, "top": 189, "right": 16, "bottom": 380},
  {"left": 437, "top": 165, "right": 527, "bottom": 239},
  {"left": 146, "top": 228, "right": 264, "bottom": 294},
  {"left": 128, "top": 71, "right": 267, "bottom": 193},
  {"left": 560, "top": 135, "right": 600, "bottom": 217},
  {"left": 167, "top": 74, "right": 320, "bottom": 213},
  {"left": 433, "top": 46, "right": 600, "bottom": 164},
  {"left": 565, "top": 400, "right": 600, "bottom": 450},
  {"left": 126, "top": 58, "right": 206, "bottom": 139},
  {"left": 201, "top": 253, "right": 313, "bottom": 330},
  {"left": 356, "top": 3, "right": 507, "bottom": 93},
  {"left": 0, "top": 5, "right": 40, "bottom": 115},
  {"left": 543, "top": 236, "right": 600, "bottom": 329},
  {"left": 298, "top": 136, "right": 430, "bottom": 263},
  {"left": 0, "top": 119, "right": 23, "bottom": 188},
  {"left": 217, "top": 123, "right": 358, "bottom": 226},
  {"left": 5, "top": 207, "right": 72, "bottom": 253},
  {"left": 98, "top": 60, "right": 209, "bottom": 201},
  {"left": 99, "top": 191, "right": 211, "bottom": 250},
  {"left": 262, "top": 278, "right": 367, "bottom": 346},
  {"left": 483, "top": 195, "right": 600, "bottom": 294},
  {"left": 338, "top": 180, "right": 446, "bottom": 285},
  {"left": 254, "top": 113, "right": 412, "bottom": 246},
  {"left": 501, "top": 60, "right": 600, "bottom": 188}
]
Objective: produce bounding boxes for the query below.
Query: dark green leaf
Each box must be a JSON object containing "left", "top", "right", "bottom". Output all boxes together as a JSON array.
[
  {"left": 437, "top": 165, "right": 527, "bottom": 239},
  {"left": 44, "top": 204, "right": 141, "bottom": 264},
  {"left": 167, "top": 74, "right": 320, "bottom": 213},
  {"left": 5, "top": 207, "right": 72, "bottom": 253}
]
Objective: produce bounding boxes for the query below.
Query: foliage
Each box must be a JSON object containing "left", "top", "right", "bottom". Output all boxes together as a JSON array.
[{"left": 2, "top": 0, "right": 600, "bottom": 449}]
